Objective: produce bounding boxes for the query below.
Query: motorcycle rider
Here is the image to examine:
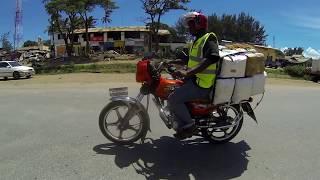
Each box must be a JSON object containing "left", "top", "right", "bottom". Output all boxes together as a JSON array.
[{"left": 168, "top": 12, "right": 221, "bottom": 139}]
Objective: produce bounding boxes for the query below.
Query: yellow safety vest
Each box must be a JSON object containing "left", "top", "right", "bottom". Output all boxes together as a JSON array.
[{"left": 188, "top": 33, "right": 217, "bottom": 88}]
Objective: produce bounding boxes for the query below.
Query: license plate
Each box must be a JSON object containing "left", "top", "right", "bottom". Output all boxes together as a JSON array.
[{"left": 109, "top": 87, "right": 128, "bottom": 97}]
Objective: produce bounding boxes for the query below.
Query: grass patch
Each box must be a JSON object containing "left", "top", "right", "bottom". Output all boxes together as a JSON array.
[
  {"left": 35, "top": 62, "right": 136, "bottom": 74},
  {"left": 34, "top": 61, "right": 313, "bottom": 82},
  {"left": 265, "top": 68, "right": 286, "bottom": 75}
]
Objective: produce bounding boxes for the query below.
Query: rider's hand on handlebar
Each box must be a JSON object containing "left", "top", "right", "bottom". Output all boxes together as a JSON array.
[{"left": 172, "top": 69, "right": 188, "bottom": 78}]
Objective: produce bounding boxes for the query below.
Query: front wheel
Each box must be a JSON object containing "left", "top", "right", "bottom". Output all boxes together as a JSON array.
[
  {"left": 99, "top": 101, "right": 149, "bottom": 145},
  {"left": 201, "top": 105, "right": 243, "bottom": 144},
  {"left": 13, "top": 71, "right": 20, "bottom": 79}
]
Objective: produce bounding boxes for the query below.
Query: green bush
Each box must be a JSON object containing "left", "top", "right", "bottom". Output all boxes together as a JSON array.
[
  {"left": 87, "top": 64, "right": 98, "bottom": 70},
  {"left": 284, "top": 65, "right": 306, "bottom": 77}
]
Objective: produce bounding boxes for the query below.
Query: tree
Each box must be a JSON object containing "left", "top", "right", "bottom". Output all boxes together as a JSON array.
[
  {"left": 23, "top": 40, "right": 38, "bottom": 47},
  {"left": 284, "top": 47, "right": 304, "bottom": 56},
  {"left": 75, "top": 0, "right": 117, "bottom": 56},
  {"left": 43, "top": 0, "right": 89, "bottom": 56},
  {"left": 208, "top": 12, "right": 267, "bottom": 44},
  {"left": 0, "top": 32, "right": 13, "bottom": 52},
  {"left": 173, "top": 17, "right": 188, "bottom": 42},
  {"left": 140, "top": 0, "right": 190, "bottom": 52},
  {"left": 44, "top": 0, "right": 117, "bottom": 57},
  {"left": 146, "top": 22, "right": 184, "bottom": 43},
  {"left": 43, "top": 40, "right": 51, "bottom": 46},
  {"left": 44, "top": 0, "right": 84, "bottom": 56}
]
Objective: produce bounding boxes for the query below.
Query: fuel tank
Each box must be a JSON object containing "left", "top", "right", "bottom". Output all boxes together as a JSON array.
[{"left": 155, "top": 77, "right": 183, "bottom": 99}]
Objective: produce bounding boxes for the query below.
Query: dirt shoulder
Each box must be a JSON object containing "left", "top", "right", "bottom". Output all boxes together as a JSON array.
[
  {"left": 3, "top": 73, "right": 135, "bottom": 84},
  {"left": 0, "top": 73, "right": 319, "bottom": 88},
  {"left": 266, "top": 78, "right": 319, "bottom": 88},
  {"left": 0, "top": 73, "right": 136, "bottom": 89}
]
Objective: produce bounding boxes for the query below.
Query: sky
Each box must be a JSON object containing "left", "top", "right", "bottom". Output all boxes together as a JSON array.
[{"left": 1, "top": 0, "right": 320, "bottom": 56}]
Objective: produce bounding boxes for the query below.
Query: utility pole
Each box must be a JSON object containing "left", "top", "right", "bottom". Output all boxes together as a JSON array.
[
  {"left": 273, "top": 36, "right": 275, "bottom": 48},
  {"left": 14, "top": 0, "right": 23, "bottom": 51}
]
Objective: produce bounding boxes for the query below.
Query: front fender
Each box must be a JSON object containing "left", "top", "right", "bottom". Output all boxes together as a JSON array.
[{"left": 110, "top": 96, "right": 151, "bottom": 131}]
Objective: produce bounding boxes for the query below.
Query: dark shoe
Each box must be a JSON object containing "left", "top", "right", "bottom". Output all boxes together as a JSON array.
[
  {"left": 173, "top": 124, "right": 196, "bottom": 140},
  {"left": 173, "top": 132, "right": 187, "bottom": 140}
]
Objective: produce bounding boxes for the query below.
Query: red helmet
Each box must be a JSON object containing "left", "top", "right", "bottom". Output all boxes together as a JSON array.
[{"left": 183, "top": 12, "right": 208, "bottom": 31}]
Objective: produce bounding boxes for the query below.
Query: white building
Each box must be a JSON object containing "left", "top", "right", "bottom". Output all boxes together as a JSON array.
[{"left": 51, "top": 26, "right": 175, "bottom": 57}]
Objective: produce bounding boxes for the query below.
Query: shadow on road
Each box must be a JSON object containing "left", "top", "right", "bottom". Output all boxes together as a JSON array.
[
  {"left": 0, "top": 77, "right": 31, "bottom": 81},
  {"left": 93, "top": 136, "right": 251, "bottom": 180}
]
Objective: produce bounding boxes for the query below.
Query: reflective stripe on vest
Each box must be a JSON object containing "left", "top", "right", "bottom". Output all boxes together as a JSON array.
[{"left": 188, "top": 32, "right": 217, "bottom": 88}]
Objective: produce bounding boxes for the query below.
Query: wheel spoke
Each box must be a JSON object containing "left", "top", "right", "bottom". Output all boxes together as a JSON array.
[
  {"left": 130, "top": 123, "right": 141, "bottom": 127},
  {"left": 122, "top": 107, "right": 136, "bottom": 123},
  {"left": 118, "top": 130, "right": 124, "bottom": 139},
  {"left": 106, "top": 121, "right": 119, "bottom": 126},
  {"left": 115, "top": 108, "right": 123, "bottom": 120},
  {"left": 127, "top": 125, "right": 139, "bottom": 132},
  {"left": 222, "top": 129, "right": 228, "bottom": 136}
]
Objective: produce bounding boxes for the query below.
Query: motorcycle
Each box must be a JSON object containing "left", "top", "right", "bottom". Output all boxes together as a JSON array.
[{"left": 99, "top": 58, "right": 258, "bottom": 145}]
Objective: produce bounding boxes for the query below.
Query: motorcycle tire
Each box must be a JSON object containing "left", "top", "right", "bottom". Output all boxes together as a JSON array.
[
  {"left": 99, "top": 101, "right": 149, "bottom": 145},
  {"left": 201, "top": 104, "right": 244, "bottom": 144},
  {"left": 201, "top": 117, "right": 243, "bottom": 144}
]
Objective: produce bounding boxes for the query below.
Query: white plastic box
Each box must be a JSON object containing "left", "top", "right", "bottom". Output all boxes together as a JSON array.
[
  {"left": 214, "top": 78, "right": 235, "bottom": 105},
  {"left": 252, "top": 72, "right": 267, "bottom": 96},
  {"left": 232, "top": 77, "right": 253, "bottom": 103},
  {"left": 219, "top": 54, "right": 247, "bottom": 78}
]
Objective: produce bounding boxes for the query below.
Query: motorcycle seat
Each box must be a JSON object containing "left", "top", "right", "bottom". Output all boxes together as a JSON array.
[{"left": 188, "top": 99, "right": 211, "bottom": 104}]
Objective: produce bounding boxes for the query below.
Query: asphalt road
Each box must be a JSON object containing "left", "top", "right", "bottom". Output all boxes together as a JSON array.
[{"left": 0, "top": 78, "right": 320, "bottom": 180}]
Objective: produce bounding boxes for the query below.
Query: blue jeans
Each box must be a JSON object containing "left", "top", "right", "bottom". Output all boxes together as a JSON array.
[{"left": 168, "top": 79, "right": 211, "bottom": 130}]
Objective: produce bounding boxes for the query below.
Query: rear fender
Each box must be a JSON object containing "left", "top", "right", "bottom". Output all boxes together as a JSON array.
[
  {"left": 110, "top": 96, "right": 151, "bottom": 131},
  {"left": 241, "top": 102, "right": 257, "bottom": 124}
]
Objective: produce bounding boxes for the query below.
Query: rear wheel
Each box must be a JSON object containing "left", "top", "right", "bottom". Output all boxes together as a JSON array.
[
  {"left": 201, "top": 105, "right": 243, "bottom": 144},
  {"left": 99, "top": 101, "right": 148, "bottom": 145},
  {"left": 13, "top": 71, "right": 20, "bottom": 79}
]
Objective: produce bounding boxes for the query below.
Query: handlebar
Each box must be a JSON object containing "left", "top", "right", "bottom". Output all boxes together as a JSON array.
[
  {"left": 155, "top": 60, "right": 177, "bottom": 73},
  {"left": 153, "top": 60, "right": 182, "bottom": 80}
]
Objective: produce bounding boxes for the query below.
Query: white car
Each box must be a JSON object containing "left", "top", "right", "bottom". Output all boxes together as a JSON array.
[{"left": 0, "top": 61, "right": 35, "bottom": 80}]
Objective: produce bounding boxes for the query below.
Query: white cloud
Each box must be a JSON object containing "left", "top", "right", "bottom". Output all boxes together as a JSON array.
[
  {"left": 281, "top": 47, "right": 288, "bottom": 52},
  {"left": 303, "top": 47, "right": 320, "bottom": 60},
  {"left": 297, "top": 16, "right": 320, "bottom": 30},
  {"left": 282, "top": 11, "right": 320, "bottom": 30}
]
